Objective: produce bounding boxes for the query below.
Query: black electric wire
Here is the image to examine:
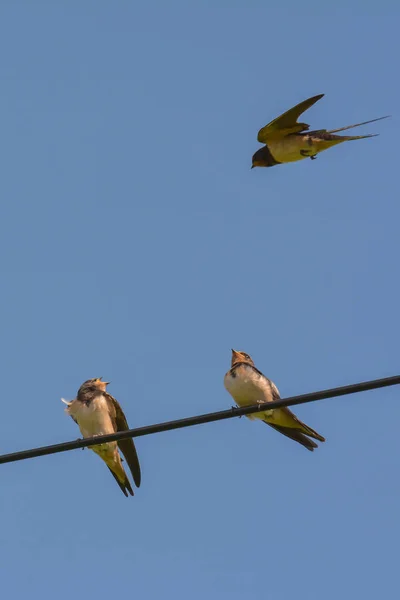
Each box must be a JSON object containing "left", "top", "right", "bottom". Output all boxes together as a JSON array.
[{"left": 0, "top": 375, "right": 398, "bottom": 466}]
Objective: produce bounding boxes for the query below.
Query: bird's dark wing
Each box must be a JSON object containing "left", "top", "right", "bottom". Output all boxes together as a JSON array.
[
  {"left": 273, "top": 409, "right": 326, "bottom": 442},
  {"left": 257, "top": 94, "right": 324, "bottom": 142},
  {"left": 264, "top": 423, "right": 319, "bottom": 451},
  {"left": 264, "top": 377, "right": 325, "bottom": 443},
  {"left": 105, "top": 393, "right": 141, "bottom": 488}
]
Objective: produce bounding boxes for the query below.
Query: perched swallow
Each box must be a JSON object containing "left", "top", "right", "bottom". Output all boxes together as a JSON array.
[
  {"left": 224, "top": 350, "right": 325, "bottom": 451},
  {"left": 62, "top": 378, "right": 141, "bottom": 496},
  {"left": 252, "top": 94, "right": 389, "bottom": 168}
]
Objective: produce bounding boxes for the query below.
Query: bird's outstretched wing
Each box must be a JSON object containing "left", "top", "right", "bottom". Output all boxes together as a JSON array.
[
  {"left": 257, "top": 94, "right": 324, "bottom": 142},
  {"left": 105, "top": 393, "right": 141, "bottom": 488}
]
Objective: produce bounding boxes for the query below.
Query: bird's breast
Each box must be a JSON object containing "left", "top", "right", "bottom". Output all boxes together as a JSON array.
[
  {"left": 268, "top": 136, "right": 313, "bottom": 163},
  {"left": 69, "top": 395, "right": 115, "bottom": 439},
  {"left": 224, "top": 366, "right": 271, "bottom": 407}
]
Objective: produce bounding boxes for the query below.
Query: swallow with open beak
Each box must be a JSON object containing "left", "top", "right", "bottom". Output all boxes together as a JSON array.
[
  {"left": 251, "top": 94, "right": 389, "bottom": 168},
  {"left": 224, "top": 350, "right": 325, "bottom": 451},
  {"left": 62, "top": 378, "right": 141, "bottom": 496}
]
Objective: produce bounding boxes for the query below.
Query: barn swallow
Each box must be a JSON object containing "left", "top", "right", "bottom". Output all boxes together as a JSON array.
[
  {"left": 62, "top": 378, "right": 141, "bottom": 496},
  {"left": 224, "top": 350, "right": 325, "bottom": 451},
  {"left": 251, "top": 94, "right": 389, "bottom": 168}
]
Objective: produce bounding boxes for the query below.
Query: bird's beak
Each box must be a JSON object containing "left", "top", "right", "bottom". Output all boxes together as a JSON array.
[
  {"left": 251, "top": 165, "right": 254, "bottom": 169},
  {"left": 231, "top": 349, "right": 243, "bottom": 366}
]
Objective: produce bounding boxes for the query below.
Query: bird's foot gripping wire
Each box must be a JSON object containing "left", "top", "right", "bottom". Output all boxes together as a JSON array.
[
  {"left": 300, "top": 150, "right": 317, "bottom": 160},
  {"left": 231, "top": 405, "right": 242, "bottom": 418}
]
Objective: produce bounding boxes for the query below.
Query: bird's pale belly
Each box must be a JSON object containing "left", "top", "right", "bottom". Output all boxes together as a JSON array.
[
  {"left": 69, "top": 397, "right": 117, "bottom": 456},
  {"left": 224, "top": 374, "right": 274, "bottom": 421},
  {"left": 269, "top": 136, "right": 315, "bottom": 163}
]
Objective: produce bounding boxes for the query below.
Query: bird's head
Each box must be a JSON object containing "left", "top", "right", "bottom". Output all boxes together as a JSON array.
[
  {"left": 78, "top": 377, "right": 110, "bottom": 396},
  {"left": 231, "top": 349, "right": 255, "bottom": 367},
  {"left": 251, "top": 148, "right": 268, "bottom": 169},
  {"left": 93, "top": 377, "right": 110, "bottom": 392}
]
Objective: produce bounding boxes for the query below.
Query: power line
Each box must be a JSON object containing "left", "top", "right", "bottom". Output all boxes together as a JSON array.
[{"left": 0, "top": 374, "right": 399, "bottom": 466}]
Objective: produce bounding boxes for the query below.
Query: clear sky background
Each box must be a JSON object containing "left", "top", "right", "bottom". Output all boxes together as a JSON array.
[{"left": 0, "top": 3, "right": 398, "bottom": 599}]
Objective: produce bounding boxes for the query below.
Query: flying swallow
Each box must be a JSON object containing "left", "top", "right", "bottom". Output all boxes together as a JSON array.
[
  {"left": 62, "top": 378, "right": 141, "bottom": 496},
  {"left": 224, "top": 350, "right": 325, "bottom": 451},
  {"left": 251, "top": 94, "right": 389, "bottom": 168}
]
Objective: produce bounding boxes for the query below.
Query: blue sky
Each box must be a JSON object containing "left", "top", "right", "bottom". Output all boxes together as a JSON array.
[{"left": 0, "top": 3, "right": 399, "bottom": 599}]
